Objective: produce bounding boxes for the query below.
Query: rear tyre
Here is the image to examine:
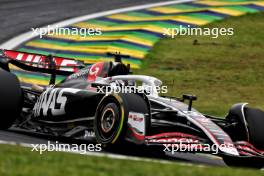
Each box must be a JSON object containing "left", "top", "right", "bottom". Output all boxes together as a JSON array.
[{"left": 0, "top": 69, "right": 22, "bottom": 129}]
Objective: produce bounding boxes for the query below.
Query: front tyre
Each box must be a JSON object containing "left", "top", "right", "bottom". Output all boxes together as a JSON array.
[
  {"left": 224, "top": 103, "right": 264, "bottom": 169},
  {"left": 94, "top": 94, "right": 127, "bottom": 147},
  {"left": 222, "top": 156, "right": 264, "bottom": 169},
  {"left": 94, "top": 93, "right": 150, "bottom": 148}
]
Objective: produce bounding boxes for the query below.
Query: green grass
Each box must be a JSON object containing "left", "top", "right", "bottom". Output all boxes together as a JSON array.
[
  {"left": 135, "top": 12, "right": 264, "bottom": 116},
  {"left": 0, "top": 144, "right": 263, "bottom": 176}
]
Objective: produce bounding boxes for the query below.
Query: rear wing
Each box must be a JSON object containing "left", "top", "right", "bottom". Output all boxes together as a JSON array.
[{"left": 0, "top": 49, "right": 85, "bottom": 84}]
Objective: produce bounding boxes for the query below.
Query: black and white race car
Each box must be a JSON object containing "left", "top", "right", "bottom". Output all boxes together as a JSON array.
[{"left": 0, "top": 49, "right": 263, "bottom": 168}]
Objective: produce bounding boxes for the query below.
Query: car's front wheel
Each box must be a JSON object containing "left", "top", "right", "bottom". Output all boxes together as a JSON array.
[
  {"left": 94, "top": 96, "right": 124, "bottom": 146},
  {"left": 224, "top": 103, "right": 264, "bottom": 169},
  {"left": 94, "top": 93, "right": 150, "bottom": 149},
  {"left": 222, "top": 156, "right": 264, "bottom": 169}
]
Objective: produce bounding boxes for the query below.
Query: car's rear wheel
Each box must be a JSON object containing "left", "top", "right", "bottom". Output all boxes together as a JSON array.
[{"left": 0, "top": 69, "right": 22, "bottom": 129}]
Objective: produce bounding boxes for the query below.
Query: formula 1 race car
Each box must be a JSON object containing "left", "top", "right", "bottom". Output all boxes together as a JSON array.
[{"left": 0, "top": 49, "right": 263, "bottom": 168}]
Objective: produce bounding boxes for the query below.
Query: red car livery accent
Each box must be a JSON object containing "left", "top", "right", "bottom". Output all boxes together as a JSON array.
[{"left": 3, "top": 50, "right": 83, "bottom": 73}]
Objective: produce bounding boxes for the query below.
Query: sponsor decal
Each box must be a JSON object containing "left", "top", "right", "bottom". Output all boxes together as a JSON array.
[
  {"left": 66, "top": 68, "right": 89, "bottom": 80},
  {"left": 84, "top": 130, "right": 95, "bottom": 138},
  {"left": 149, "top": 137, "right": 199, "bottom": 144},
  {"left": 33, "top": 88, "right": 80, "bottom": 117},
  {"left": 128, "top": 112, "right": 145, "bottom": 135},
  {"left": 88, "top": 62, "right": 104, "bottom": 81}
]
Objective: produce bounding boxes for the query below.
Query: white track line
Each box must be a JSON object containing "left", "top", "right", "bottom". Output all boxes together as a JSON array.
[{"left": 0, "top": 0, "right": 194, "bottom": 49}]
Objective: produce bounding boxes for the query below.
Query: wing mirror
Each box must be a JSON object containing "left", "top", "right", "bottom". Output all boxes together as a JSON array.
[{"left": 182, "top": 94, "right": 197, "bottom": 111}]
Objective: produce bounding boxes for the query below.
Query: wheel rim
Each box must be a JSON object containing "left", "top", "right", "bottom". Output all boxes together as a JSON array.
[{"left": 101, "top": 108, "right": 116, "bottom": 133}]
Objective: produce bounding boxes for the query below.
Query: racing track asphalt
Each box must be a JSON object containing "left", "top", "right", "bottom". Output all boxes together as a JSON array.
[
  {"left": 0, "top": 0, "right": 165, "bottom": 44},
  {"left": 0, "top": 0, "right": 225, "bottom": 167}
]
